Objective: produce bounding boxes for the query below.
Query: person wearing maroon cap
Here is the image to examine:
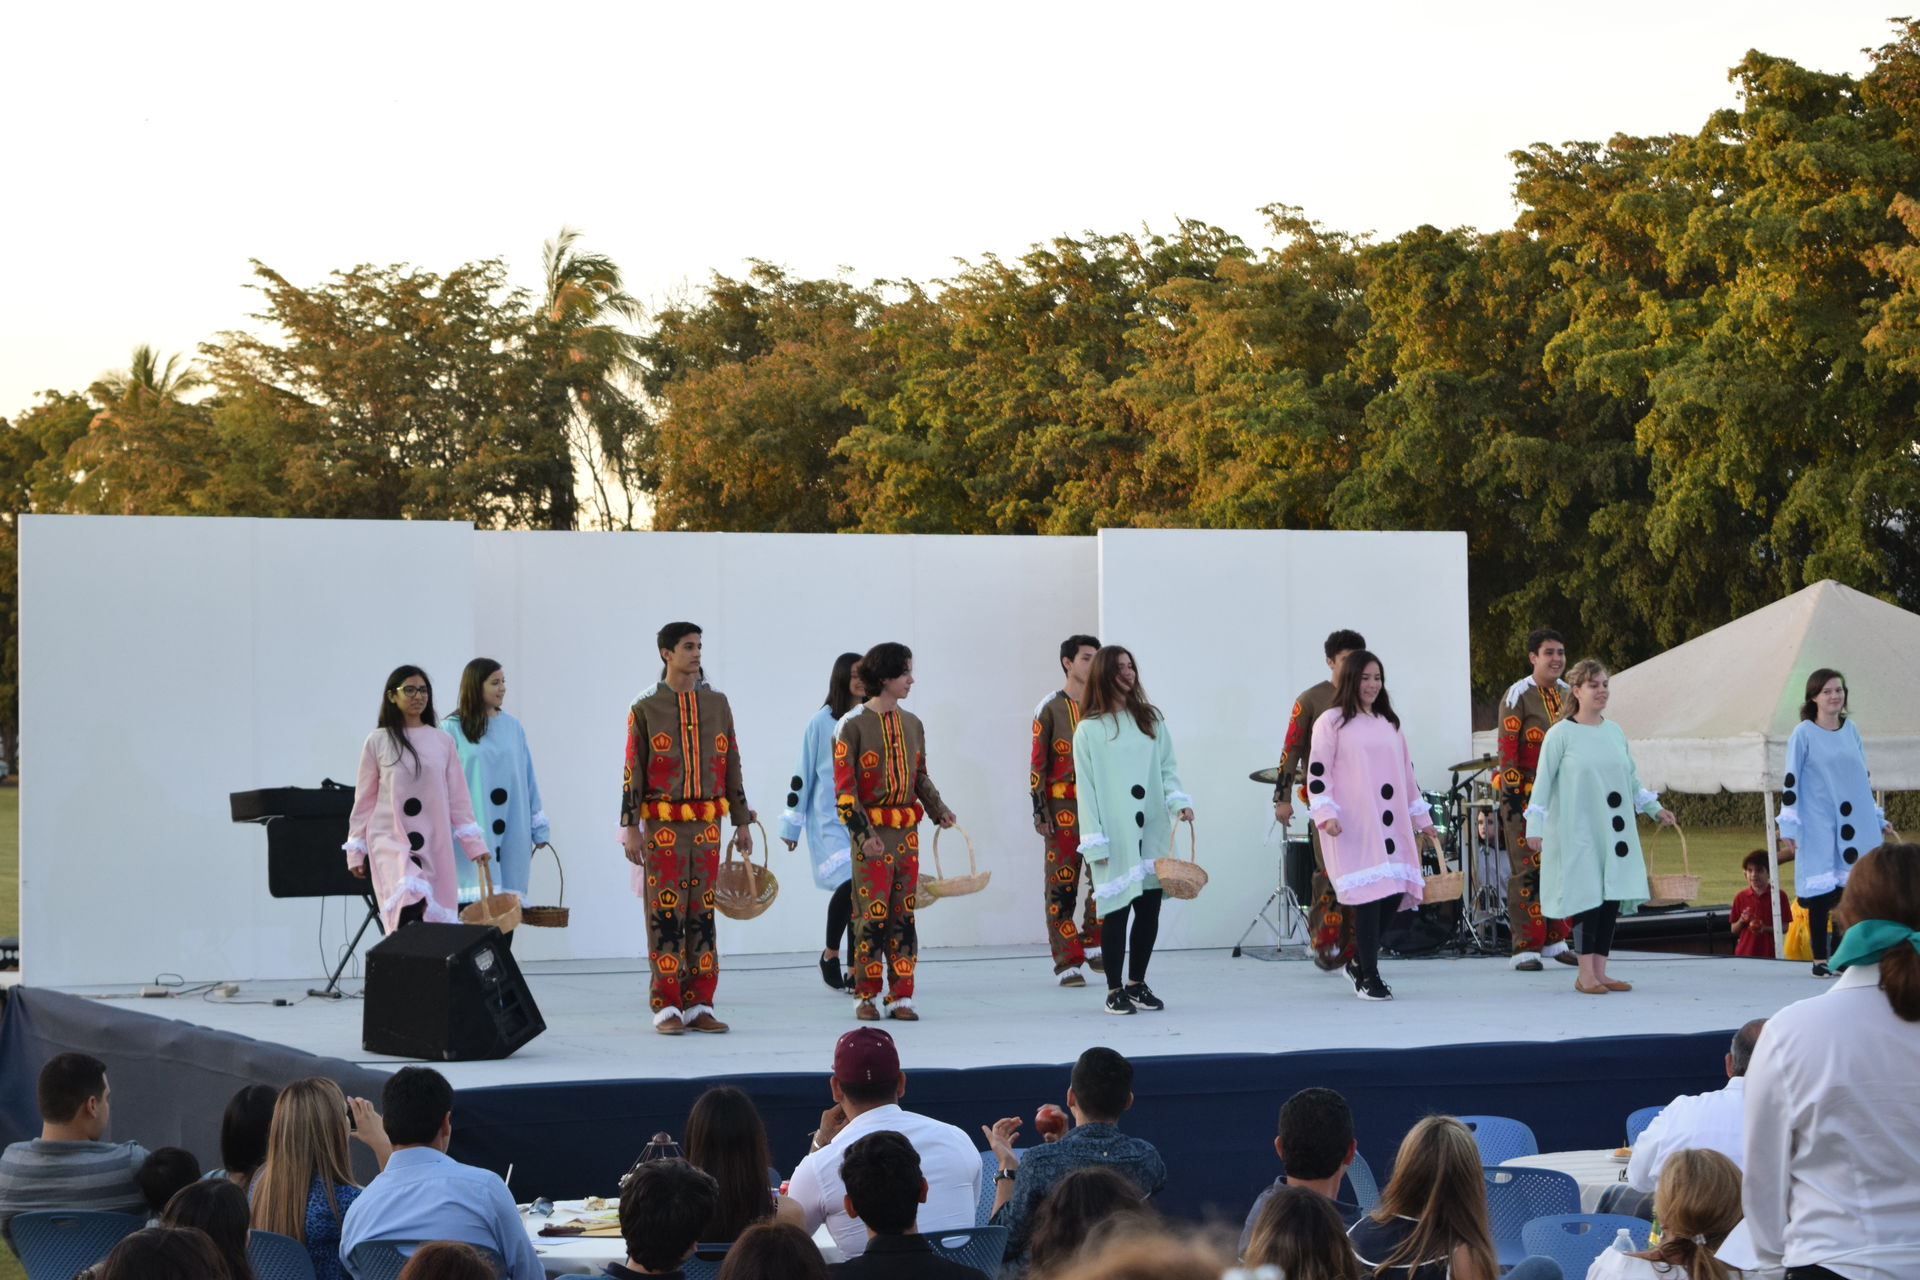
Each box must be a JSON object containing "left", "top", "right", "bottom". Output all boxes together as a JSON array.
[{"left": 785, "top": 1028, "right": 980, "bottom": 1260}]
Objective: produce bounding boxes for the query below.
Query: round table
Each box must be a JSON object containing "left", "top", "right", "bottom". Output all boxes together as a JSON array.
[
  {"left": 1499, "top": 1149, "right": 1630, "bottom": 1213},
  {"left": 520, "top": 1202, "right": 846, "bottom": 1276}
]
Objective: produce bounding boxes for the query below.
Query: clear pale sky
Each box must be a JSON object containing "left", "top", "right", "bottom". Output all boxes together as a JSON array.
[{"left": 0, "top": 1, "right": 1898, "bottom": 418}]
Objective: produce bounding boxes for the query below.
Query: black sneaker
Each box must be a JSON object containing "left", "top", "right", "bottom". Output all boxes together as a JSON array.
[
  {"left": 1811, "top": 962, "right": 1835, "bottom": 979},
  {"left": 1124, "top": 982, "right": 1164, "bottom": 1012},
  {"left": 1356, "top": 976, "right": 1394, "bottom": 1001},
  {"left": 1104, "top": 988, "right": 1135, "bottom": 1015},
  {"left": 1344, "top": 959, "right": 1364, "bottom": 993}
]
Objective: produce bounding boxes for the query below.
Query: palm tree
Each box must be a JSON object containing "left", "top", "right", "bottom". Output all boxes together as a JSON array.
[{"left": 71, "top": 345, "right": 211, "bottom": 513}]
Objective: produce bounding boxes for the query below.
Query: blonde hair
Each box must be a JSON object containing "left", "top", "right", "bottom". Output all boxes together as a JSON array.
[
  {"left": 1368, "top": 1116, "right": 1496, "bottom": 1280},
  {"left": 249, "top": 1078, "right": 357, "bottom": 1244},
  {"left": 1646, "top": 1149, "right": 1741, "bottom": 1280},
  {"left": 1562, "top": 659, "right": 1610, "bottom": 720}
]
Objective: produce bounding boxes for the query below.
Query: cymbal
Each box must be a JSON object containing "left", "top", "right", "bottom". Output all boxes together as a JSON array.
[
  {"left": 1248, "top": 767, "right": 1281, "bottom": 785},
  {"left": 1447, "top": 754, "right": 1497, "bottom": 773}
]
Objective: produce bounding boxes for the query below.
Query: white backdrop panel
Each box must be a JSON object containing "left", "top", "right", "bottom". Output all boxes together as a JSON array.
[
  {"left": 20, "top": 515, "right": 475, "bottom": 987},
  {"left": 1094, "top": 529, "right": 1472, "bottom": 949}
]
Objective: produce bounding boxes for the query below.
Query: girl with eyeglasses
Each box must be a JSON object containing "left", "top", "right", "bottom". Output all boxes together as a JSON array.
[{"left": 344, "top": 666, "right": 490, "bottom": 931}]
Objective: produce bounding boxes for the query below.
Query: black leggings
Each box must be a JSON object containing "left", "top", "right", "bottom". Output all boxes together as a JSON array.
[
  {"left": 1101, "top": 889, "right": 1163, "bottom": 990},
  {"left": 825, "top": 880, "right": 853, "bottom": 951},
  {"left": 1803, "top": 887, "right": 1843, "bottom": 961},
  {"left": 1572, "top": 901, "right": 1620, "bottom": 956},
  {"left": 1351, "top": 897, "right": 1397, "bottom": 979}
]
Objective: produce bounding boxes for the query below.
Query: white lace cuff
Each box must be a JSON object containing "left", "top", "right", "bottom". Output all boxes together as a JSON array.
[
  {"left": 1635, "top": 789, "right": 1662, "bottom": 817},
  {"left": 529, "top": 810, "right": 550, "bottom": 837},
  {"left": 1078, "top": 833, "right": 1111, "bottom": 856},
  {"left": 1165, "top": 791, "right": 1193, "bottom": 811},
  {"left": 1408, "top": 796, "right": 1434, "bottom": 823},
  {"left": 1774, "top": 803, "right": 1799, "bottom": 840},
  {"left": 452, "top": 822, "right": 483, "bottom": 841},
  {"left": 1309, "top": 798, "right": 1341, "bottom": 824},
  {"left": 341, "top": 838, "right": 368, "bottom": 859}
]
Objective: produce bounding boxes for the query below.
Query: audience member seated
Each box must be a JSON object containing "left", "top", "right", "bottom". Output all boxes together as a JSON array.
[
  {"left": 1625, "top": 1020, "right": 1765, "bottom": 1195},
  {"left": 137, "top": 1146, "right": 203, "bottom": 1222},
  {"left": 718, "top": 1221, "right": 829, "bottom": 1280},
  {"left": 1587, "top": 1149, "right": 1742, "bottom": 1279},
  {"left": 216, "top": 1083, "right": 279, "bottom": 1189},
  {"left": 252, "top": 1077, "right": 386, "bottom": 1280},
  {"left": 1025, "top": 1166, "right": 1152, "bottom": 1279},
  {"left": 0, "top": 1051, "right": 148, "bottom": 1242},
  {"left": 1245, "top": 1184, "right": 1361, "bottom": 1280},
  {"left": 338, "top": 1066, "right": 544, "bottom": 1280},
  {"left": 826, "top": 1130, "right": 987, "bottom": 1280},
  {"left": 80, "top": 1224, "right": 232, "bottom": 1280},
  {"left": 1045, "top": 1229, "right": 1227, "bottom": 1280},
  {"left": 1349, "top": 1115, "right": 1562, "bottom": 1280},
  {"left": 1240, "top": 1086, "right": 1364, "bottom": 1256},
  {"left": 1745, "top": 841, "right": 1920, "bottom": 1280},
  {"left": 605, "top": 1157, "right": 719, "bottom": 1280},
  {"left": 159, "top": 1177, "right": 257, "bottom": 1280},
  {"left": 685, "top": 1084, "right": 806, "bottom": 1241},
  {"left": 982, "top": 1046, "right": 1166, "bottom": 1267},
  {"left": 395, "top": 1240, "right": 501, "bottom": 1280},
  {"left": 789, "top": 1028, "right": 981, "bottom": 1259}
]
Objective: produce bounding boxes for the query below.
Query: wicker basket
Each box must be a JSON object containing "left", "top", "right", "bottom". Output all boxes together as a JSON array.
[
  {"left": 460, "top": 859, "right": 522, "bottom": 933},
  {"left": 520, "top": 843, "right": 570, "bottom": 928},
  {"left": 923, "top": 826, "right": 991, "bottom": 901},
  {"left": 1420, "top": 829, "right": 1462, "bottom": 901},
  {"left": 1645, "top": 821, "right": 1700, "bottom": 903},
  {"left": 1153, "top": 821, "right": 1209, "bottom": 900},
  {"left": 715, "top": 822, "right": 780, "bottom": 920}
]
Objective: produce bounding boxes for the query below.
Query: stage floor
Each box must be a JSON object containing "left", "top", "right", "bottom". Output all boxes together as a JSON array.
[{"left": 60, "top": 944, "right": 1818, "bottom": 1088}]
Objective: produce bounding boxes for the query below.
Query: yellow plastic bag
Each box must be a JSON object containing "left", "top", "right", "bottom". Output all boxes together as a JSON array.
[{"left": 1784, "top": 898, "right": 1812, "bottom": 962}]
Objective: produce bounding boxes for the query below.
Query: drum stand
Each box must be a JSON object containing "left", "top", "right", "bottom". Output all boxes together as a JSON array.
[
  {"left": 1232, "top": 824, "right": 1313, "bottom": 962},
  {"left": 1430, "top": 771, "right": 1502, "bottom": 958}
]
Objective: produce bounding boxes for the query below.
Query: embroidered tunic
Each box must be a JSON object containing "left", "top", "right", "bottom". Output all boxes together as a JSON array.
[
  {"left": 1497, "top": 675, "right": 1569, "bottom": 817},
  {"left": 1525, "top": 718, "right": 1662, "bottom": 918},
  {"left": 1275, "top": 679, "right": 1337, "bottom": 805},
  {"left": 1776, "top": 718, "right": 1884, "bottom": 898},
  {"left": 1031, "top": 689, "right": 1100, "bottom": 971},
  {"left": 779, "top": 705, "right": 854, "bottom": 892},
  {"left": 443, "top": 711, "right": 549, "bottom": 903},
  {"left": 1070, "top": 712, "right": 1192, "bottom": 914},
  {"left": 1306, "top": 709, "right": 1433, "bottom": 907},
  {"left": 344, "top": 726, "right": 488, "bottom": 932}
]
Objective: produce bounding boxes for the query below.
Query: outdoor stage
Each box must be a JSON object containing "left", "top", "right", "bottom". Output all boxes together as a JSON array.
[{"left": 0, "top": 944, "right": 1815, "bottom": 1225}]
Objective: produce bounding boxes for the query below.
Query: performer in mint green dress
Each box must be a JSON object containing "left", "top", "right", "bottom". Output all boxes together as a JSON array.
[{"left": 1525, "top": 659, "right": 1674, "bottom": 995}]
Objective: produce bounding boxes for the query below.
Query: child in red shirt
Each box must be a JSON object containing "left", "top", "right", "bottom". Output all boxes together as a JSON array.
[{"left": 1731, "top": 848, "right": 1793, "bottom": 958}]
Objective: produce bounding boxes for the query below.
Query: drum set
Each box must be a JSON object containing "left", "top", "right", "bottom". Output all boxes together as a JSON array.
[{"left": 1233, "top": 754, "right": 1512, "bottom": 960}]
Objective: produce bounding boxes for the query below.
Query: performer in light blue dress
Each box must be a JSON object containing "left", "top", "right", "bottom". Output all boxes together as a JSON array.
[
  {"left": 780, "top": 652, "right": 865, "bottom": 991},
  {"left": 1777, "top": 667, "right": 1895, "bottom": 976},
  {"left": 444, "top": 659, "right": 550, "bottom": 909}
]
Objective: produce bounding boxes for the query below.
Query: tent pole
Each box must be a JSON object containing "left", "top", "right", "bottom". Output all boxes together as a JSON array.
[{"left": 1765, "top": 790, "right": 1786, "bottom": 960}]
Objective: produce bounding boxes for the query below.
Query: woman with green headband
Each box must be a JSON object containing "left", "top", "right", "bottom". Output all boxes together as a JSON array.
[{"left": 1743, "top": 841, "right": 1920, "bottom": 1280}]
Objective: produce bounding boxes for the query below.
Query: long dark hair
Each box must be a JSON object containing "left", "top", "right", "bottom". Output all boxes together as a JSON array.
[
  {"left": 1085, "top": 645, "right": 1159, "bottom": 739},
  {"left": 87, "top": 1227, "right": 230, "bottom": 1280},
  {"left": 1331, "top": 649, "right": 1399, "bottom": 729},
  {"left": 160, "top": 1180, "right": 255, "bottom": 1280},
  {"left": 1801, "top": 667, "right": 1848, "bottom": 723},
  {"left": 658, "top": 621, "right": 702, "bottom": 678},
  {"left": 684, "top": 1086, "right": 776, "bottom": 1243},
  {"left": 218, "top": 1084, "right": 277, "bottom": 1184},
  {"left": 377, "top": 666, "right": 436, "bottom": 773},
  {"left": 1245, "top": 1185, "right": 1359, "bottom": 1280},
  {"left": 1839, "top": 843, "right": 1920, "bottom": 1021},
  {"left": 824, "top": 652, "right": 863, "bottom": 719},
  {"left": 456, "top": 658, "right": 501, "bottom": 743},
  {"left": 1026, "top": 1166, "right": 1152, "bottom": 1278}
]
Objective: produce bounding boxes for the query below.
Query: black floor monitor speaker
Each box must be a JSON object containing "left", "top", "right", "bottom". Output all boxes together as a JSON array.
[{"left": 363, "top": 924, "right": 545, "bottom": 1061}]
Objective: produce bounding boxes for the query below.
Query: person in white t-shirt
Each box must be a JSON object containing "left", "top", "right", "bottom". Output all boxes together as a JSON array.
[{"left": 785, "top": 1028, "right": 981, "bottom": 1260}]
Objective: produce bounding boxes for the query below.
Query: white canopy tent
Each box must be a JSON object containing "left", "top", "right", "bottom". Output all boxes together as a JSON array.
[{"left": 1605, "top": 579, "right": 1920, "bottom": 945}]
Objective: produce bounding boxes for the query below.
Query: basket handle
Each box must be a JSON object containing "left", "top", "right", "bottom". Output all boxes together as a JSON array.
[
  {"left": 932, "top": 825, "right": 975, "bottom": 878},
  {"left": 535, "top": 841, "right": 565, "bottom": 908},
  {"left": 749, "top": 821, "right": 771, "bottom": 870},
  {"left": 1166, "top": 817, "right": 1197, "bottom": 863},
  {"left": 1651, "top": 818, "right": 1690, "bottom": 873},
  {"left": 473, "top": 857, "right": 502, "bottom": 922}
]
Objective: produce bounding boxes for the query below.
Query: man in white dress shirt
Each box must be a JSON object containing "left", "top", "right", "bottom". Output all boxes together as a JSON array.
[
  {"left": 1625, "top": 1018, "right": 1765, "bottom": 1194},
  {"left": 786, "top": 1027, "right": 982, "bottom": 1260}
]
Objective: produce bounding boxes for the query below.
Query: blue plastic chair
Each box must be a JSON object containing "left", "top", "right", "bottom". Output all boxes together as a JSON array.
[
  {"left": 682, "top": 1243, "right": 731, "bottom": 1280},
  {"left": 1482, "top": 1166, "right": 1580, "bottom": 1268},
  {"left": 1458, "top": 1114, "right": 1540, "bottom": 1165},
  {"left": 9, "top": 1210, "right": 144, "bottom": 1280},
  {"left": 926, "top": 1224, "right": 1009, "bottom": 1275},
  {"left": 1522, "top": 1213, "right": 1651, "bottom": 1276},
  {"left": 1342, "top": 1149, "right": 1380, "bottom": 1212},
  {"left": 348, "top": 1240, "right": 506, "bottom": 1280},
  {"left": 975, "top": 1147, "right": 1022, "bottom": 1224},
  {"left": 247, "top": 1229, "right": 319, "bottom": 1280},
  {"left": 1625, "top": 1105, "right": 1665, "bottom": 1147}
]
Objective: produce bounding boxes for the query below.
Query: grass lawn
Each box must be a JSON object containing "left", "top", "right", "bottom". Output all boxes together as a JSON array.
[
  {"left": 1639, "top": 819, "right": 1779, "bottom": 905},
  {"left": 0, "top": 786, "right": 15, "bottom": 939}
]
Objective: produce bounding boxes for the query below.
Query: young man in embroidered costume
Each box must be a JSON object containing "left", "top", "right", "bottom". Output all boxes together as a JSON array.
[
  {"left": 1273, "top": 629, "right": 1366, "bottom": 971},
  {"left": 620, "top": 622, "right": 754, "bottom": 1036},
  {"left": 1071, "top": 645, "right": 1193, "bottom": 1015},
  {"left": 1497, "top": 628, "right": 1576, "bottom": 971},
  {"left": 835, "top": 642, "right": 956, "bottom": 1023},
  {"left": 1031, "top": 634, "right": 1103, "bottom": 988}
]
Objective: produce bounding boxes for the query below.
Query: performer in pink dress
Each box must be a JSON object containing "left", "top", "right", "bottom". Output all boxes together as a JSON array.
[
  {"left": 344, "top": 665, "right": 490, "bottom": 932},
  {"left": 1307, "top": 650, "right": 1440, "bottom": 1002}
]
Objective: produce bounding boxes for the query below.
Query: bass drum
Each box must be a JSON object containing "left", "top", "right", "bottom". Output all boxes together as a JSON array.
[{"left": 1284, "top": 838, "right": 1315, "bottom": 904}]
